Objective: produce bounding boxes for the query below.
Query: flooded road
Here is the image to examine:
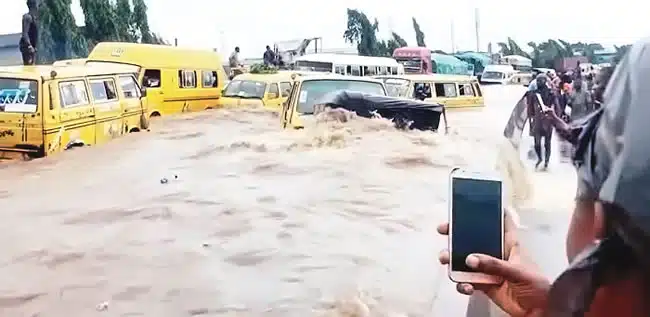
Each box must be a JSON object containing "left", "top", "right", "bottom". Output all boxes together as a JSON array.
[{"left": 0, "top": 86, "right": 576, "bottom": 316}]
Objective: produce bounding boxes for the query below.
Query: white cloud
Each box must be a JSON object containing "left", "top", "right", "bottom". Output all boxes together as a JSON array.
[{"left": 1, "top": 0, "right": 644, "bottom": 58}]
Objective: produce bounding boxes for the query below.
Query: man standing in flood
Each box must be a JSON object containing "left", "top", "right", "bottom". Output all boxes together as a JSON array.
[
  {"left": 20, "top": 0, "right": 39, "bottom": 66},
  {"left": 568, "top": 76, "right": 593, "bottom": 122},
  {"left": 526, "top": 74, "right": 559, "bottom": 170}
]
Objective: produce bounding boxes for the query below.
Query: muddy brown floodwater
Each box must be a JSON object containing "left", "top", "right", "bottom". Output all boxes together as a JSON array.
[{"left": 0, "top": 86, "right": 575, "bottom": 317}]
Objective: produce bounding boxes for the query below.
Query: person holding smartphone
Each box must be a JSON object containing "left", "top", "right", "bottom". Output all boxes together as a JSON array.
[{"left": 437, "top": 37, "right": 650, "bottom": 316}]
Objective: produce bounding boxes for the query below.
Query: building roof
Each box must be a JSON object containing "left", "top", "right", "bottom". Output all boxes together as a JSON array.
[{"left": 0, "top": 33, "right": 20, "bottom": 49}]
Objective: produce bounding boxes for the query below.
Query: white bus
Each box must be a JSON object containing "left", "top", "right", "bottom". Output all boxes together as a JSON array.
[{"left": 293, "top": 53, "right": 404, "bottom": 76}]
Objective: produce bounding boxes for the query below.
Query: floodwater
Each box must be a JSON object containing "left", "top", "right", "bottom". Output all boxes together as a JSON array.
[{"left": 0, "top": 86, "right": 576, "bottom": 317}]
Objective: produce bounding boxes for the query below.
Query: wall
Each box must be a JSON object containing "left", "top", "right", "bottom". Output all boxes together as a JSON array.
[{"left": 0, "top": 33, "right": 22, "bottom": 66}]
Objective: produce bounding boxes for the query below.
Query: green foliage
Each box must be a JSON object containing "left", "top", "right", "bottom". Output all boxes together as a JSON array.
[
  {"left": 412, "top": 18, "right": 426, "bottom": 47},
  {"left": 499, "top": 38, "right": 629, "bottom": 68},
  {"left": 249, "top": 63, "right": 278, "bottom": 74},
  {"left": 343, "top": 9, "right": 408, "bottom": 57},
  {"left": 342, "top": 9, "right": 630, "bottom": 66},
  {"left": 37, "top": 0, "right": 87, "bottom": 63},
  {"left": 36, "top": 0, "right": 166, "bottom": 64}
]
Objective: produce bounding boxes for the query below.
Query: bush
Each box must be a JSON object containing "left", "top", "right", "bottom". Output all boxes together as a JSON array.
[{"left": 249, "top": 63, "right": 278, "bottom": 74}]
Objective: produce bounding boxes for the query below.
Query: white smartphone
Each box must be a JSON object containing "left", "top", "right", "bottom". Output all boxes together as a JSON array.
[{"left": 448, "top": 168, "right": 505, "bottom": 284}]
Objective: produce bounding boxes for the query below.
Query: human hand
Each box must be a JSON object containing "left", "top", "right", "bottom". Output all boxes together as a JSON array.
[
  {"left": 28, "top": 45, "right": 35, "bottom": 53},
  {"left": 437, "top": 210, "right": 551, "bottom": 317}
]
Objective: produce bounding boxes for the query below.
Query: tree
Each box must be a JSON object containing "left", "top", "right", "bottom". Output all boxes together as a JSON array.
[
  {"left": 343, "top": 9, "right": 409, "bottom": 57},
  {"left": 115, "top": 0, "right": 136, "bottom": 42},
  {"left": 343, "top": 9, "right": 382, "bottom": 56},
  {"left": 500, "top": 38, "right": 630, "bottom": 68},
  {"left": 383, "top": 32, "right": 408, "bottom": 57},
  {"left": 613, "top": 44, "right": 631, "bottom": 63},
  {"left": 391, "top": 32, "right": 408, "bottom": 47},
  {"left": 37, "top": 0, "right": 87, "bottom": 64},
  {"left": 79, "top": 0, "right": 119, "bottom": 47},
  {"left": 80, "top": 0, "right": 167, "bottom": 49},
  {"left": 132, "top": 0, "right": 153, "bottom": 43},
  {"left": 412, "top": 17, "right": 426, "bottom": 47}
]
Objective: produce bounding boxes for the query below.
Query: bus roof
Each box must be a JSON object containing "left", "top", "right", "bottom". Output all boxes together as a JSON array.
[
  {"left": 233, "top": 72, "right": 296, "bottom": 82},
  {"left": 299, "top": 73, "right": 385, "bottom": 84},
  {"left": 294, "top": 53, "right": 400, "bottom": 67},
  {"left": 87, "top": 42, "right": 224, "bottom": 69},
  {"left": 375, "top": 73, "right": 477, "bottom": 82},
  {"left": 0, "top": 64, "right": 141, "bottom": 80},
  {"left": 52, "top": 58, "right": 87, "bottom": 67}
]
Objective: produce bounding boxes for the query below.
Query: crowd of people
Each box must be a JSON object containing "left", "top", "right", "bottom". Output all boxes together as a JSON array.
[{"left": 525, "top": 63, "right": 613, "bottom": 171}]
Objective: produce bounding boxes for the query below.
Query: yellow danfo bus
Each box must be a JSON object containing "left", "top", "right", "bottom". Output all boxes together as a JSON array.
[
  {"left": 86, "top": 42, "right": 228, "bottom": 117},
  {"left": 0, "top": 64, "right": 149, "bottom": 160}
]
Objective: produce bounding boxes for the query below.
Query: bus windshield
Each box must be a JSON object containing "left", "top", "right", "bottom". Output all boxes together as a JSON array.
[
  {"left": 482, "top": 71, "right": 505, "bottom": 80},
  {"left": 0, "top": 78, "right": 38, "bottom": 113},
  {"left": 380, "top": 78, "right": 410, "bottom": 97},
  {"left": 395, "top": 58, "right": 423, "bottom": 74},
  {"left": 296, "top": 79, "right": 386, "bottom": 114},
  {"left": 223, "top": 80, "right": 267, "bottom": 99}
]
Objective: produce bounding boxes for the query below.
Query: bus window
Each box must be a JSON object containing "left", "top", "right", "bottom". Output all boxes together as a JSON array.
[
  {"left": 379, "top": 67, "right": 388, "bottom": 75},
  {"left": 390, "top": 67, "right": 398, "bottom": 75},
  {"left": 350, "top": 66, "right": 361, "bottom": 76},
  {"left": 143, "top": 69, "right": 161, "bottom": 88},
  {"left": 434, "top": 83, "right": 457, "bottom": 97},
  {"left": 458, "top": 83, "right": 474, "bottom": 96},
  {"left": 335, "top": 65, "right": 345, "bottom": 75}
]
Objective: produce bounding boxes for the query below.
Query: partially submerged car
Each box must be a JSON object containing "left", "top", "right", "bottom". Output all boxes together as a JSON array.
[
  {"left": 280, "top": 74, "right": 387, "bottom": 129},
  {"left": 280, "top": 74, "right": 447, "bottom": 131},
  {"left": 315, "top": 91, "right": 447, "bottom": 132}
]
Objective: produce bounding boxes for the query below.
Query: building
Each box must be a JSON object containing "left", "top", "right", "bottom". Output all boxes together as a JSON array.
[{"left": 0, "top": 33, "right": 22, "bottom": 66}]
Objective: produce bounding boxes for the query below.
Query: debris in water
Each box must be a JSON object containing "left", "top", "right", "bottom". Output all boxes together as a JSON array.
[
  {"left": 96, "top": 301, "right": 109, "bottom": 311},
  {"left": 160, "top": 174, "right": 178, "bottom": 184}
]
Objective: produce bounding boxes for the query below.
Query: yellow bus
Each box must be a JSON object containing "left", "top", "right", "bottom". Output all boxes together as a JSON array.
[
  {"left": 86, "top": 42, "right": 227, "bottom": 117},
  {"left": 375, "top": 74, "right": 485, "bottom": 109},
  {"left": 220, "top": 72, "right": 296, "bottom": 110},
  {"left": 0, "top": 64, "right": 149, "bottom": 160}
]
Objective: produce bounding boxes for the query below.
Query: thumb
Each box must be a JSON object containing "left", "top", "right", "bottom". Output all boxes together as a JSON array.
[{"left": 466, "top": 253, "right": 530, "bottom": 283}]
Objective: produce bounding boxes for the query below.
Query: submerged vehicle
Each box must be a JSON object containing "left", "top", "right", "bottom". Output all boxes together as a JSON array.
[
  {"left": 87, "top": 42, "right": 228, "bottom": 117},
  {"left": 279, "top": 74, "right": 447, "bottom": 131},
  {"left": 0, "top": 64, "right": 149, "bottom": 160},
  {"left": 314, "top": 91, "right": 448, "bottom": 132},
  {"left": 220, "top": 72, "right": 295, "bottom": 110},
  {"left": 375, "top": 74, "right": 484, "bottom": 109},
  {"left": 280, "top": 74, "right": 387, "bottom": 129}
]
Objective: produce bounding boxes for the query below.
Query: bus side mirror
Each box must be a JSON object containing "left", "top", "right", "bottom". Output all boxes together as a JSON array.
[{"left": 140, "top": 87, "right": 147, "bottom": 97}]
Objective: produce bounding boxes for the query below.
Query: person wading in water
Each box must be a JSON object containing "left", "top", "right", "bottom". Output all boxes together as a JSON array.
[
  {"left": 526, "top": 74, "right": 559, "bottom": 170},
  {"left": 568, "top": 76, "right": 593, "bottom": 122},
  {"left": 20, "top": 0, "right": 38, "bottom": 66}
]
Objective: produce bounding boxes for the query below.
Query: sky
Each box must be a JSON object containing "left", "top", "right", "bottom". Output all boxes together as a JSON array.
[{"left": 1, "top": 0, "right": 645, "bottom": 58}]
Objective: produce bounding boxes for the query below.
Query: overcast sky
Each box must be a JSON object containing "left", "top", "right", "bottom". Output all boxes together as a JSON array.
[{"left": 1, "top": 0, "right": 644, "bottom": 57}]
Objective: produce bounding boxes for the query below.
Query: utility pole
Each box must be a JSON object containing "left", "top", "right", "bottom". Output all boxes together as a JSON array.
[
  {"left": 450, "top": 20, "right": 456, "bottom": 53},
  {"left": 474, "top": 7, "right": 480, "bottom": 52}
]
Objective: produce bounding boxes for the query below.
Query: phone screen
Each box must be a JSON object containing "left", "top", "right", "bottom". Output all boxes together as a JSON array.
[{"left": 451, "top": 177, "right": 503, "bottom": 272}]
